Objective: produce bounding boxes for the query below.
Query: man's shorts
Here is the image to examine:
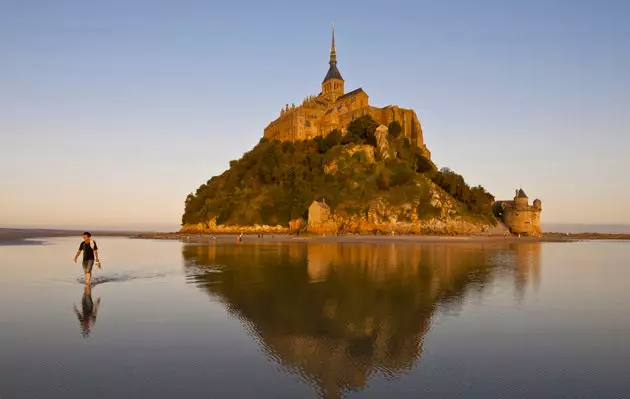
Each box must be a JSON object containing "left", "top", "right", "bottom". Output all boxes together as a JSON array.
[{"left": 82, "top": 260, "right": 94, "bottom": 273}]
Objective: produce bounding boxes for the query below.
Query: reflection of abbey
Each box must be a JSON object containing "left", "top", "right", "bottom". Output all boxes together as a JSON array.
[
  {"left": 182, "top": 242, "right": 541, "bottom": 398},
  {"left": 495, "top": 189, "right": 542, "bottom": 236},
  {"left": 263, "top": 26, "right": 430, "bottom": 158}
]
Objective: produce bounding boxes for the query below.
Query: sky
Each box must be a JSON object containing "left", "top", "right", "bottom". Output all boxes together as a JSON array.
[{"left": 1, "top": 0, "right": 629, "bottom": 231}]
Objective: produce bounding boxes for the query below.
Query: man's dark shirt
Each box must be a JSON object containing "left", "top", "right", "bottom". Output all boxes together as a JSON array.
[{"left": 79, "top": 241, "right": 98, "bottom": 261}]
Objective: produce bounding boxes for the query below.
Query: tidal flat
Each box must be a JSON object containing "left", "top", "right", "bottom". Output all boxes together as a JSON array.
[{"left": 1, "top": 236, "right": 629, "bottom": 398}]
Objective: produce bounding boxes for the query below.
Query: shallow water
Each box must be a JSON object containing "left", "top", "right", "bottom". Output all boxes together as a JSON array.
[{"left": 1, "top": 237, "right": 629, "bottom": 398}]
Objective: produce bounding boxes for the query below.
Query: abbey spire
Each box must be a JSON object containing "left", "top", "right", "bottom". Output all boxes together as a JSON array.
[
  {"left": 263, "top": 25, "right": 429, "bottom": 158},
  {"left": 322, "top": 23, "right": 343, "bottom": 84},
  {"left": 329, "top": 22, "right": 337, "bottom": 65}
]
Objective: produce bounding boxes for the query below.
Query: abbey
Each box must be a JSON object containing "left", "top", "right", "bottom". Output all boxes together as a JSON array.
[{"left": 263, "top": 26, "right": 431, "bottom": 158}]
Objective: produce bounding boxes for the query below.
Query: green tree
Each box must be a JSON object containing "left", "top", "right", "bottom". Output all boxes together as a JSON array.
[
  {"left": 346, "top": 115, "right": 378, "bottom": 146},
  {"left": 413, "top": 150, "right": 435, "bottom": 173},
  {"left": 323, "top": 129, "right": 342, "bottom": 150},
  {"left": 388, "top": 121, "right": 402, "bottom": 139},
  {"left": 389, "top": 160, "right": 415, "bottom": 186}
]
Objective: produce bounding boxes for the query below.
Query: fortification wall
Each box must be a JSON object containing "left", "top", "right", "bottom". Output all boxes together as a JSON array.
[
  {"left": 264, "top": 109, "right": 299, "bottom": 141},
  {"left": 504, "top": 207, "right": 541, "bottom": 236},
  {"left": 264, "top": 97, "right": 430, "bottom": 159}
]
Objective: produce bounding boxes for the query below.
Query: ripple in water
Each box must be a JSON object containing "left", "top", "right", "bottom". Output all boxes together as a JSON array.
[{"left": 76, "top": 272, "right": 166, "bottom": 286}]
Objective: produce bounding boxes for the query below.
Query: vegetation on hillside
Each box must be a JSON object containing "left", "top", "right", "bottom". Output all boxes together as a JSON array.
[{"left": 182, "top": 116, "right": 495, "bottom": 227}]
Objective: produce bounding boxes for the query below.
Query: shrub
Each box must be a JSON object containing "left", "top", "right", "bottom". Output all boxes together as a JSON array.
[{"left": 388, "top": 121, "right": 402, "bottom": 139}]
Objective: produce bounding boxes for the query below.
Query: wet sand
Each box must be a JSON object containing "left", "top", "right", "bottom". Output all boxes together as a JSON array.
[
  {"left": 138, "top": 230, "right": 630, "bottom": 244},
  {"left": 137, "top": 232, "right": 575, "bottom": 244},
  {"left": 3, "top": 228, "right": 629, "bottom": 246}
]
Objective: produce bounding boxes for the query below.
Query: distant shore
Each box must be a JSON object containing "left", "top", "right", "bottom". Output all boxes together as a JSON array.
[
  {"left": 0, "top": 228, "right": 139, "bottom": 245},
  {"left": 2, "top": 228, "right": 630, "bottom": 246},
  {"left": 136, "top": 231, "right": 630, "bottom": 244}
]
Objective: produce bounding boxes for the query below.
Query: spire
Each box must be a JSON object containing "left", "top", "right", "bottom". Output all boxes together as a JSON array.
[
  {"left": 330, "top": 22, "right": 337, "bottom": 65},
  {"left": 322, "top": 23, "right": 343, "bottom": 83}
]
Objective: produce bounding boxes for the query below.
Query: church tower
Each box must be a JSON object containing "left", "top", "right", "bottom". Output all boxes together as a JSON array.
[{"left": 321, "top": 24, "right": 344, "bottom": 102}]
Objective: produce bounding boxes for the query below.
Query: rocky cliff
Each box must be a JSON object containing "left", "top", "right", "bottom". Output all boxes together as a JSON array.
[{"left": 181, "top": 116, "right": 497, "bottom": 235}]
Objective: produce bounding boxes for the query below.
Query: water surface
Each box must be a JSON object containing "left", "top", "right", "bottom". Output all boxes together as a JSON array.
[{"left": 1, "top": 237, "right": 628, "bottom": 398}]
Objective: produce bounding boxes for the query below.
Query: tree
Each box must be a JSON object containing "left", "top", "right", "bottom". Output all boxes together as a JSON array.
[
  {"left": 389, "top": 160, "right": 415, "bottom": 186},
  {"left": 376, "top": 170, "right": 391, "bottom": 190},
  {"left": 413, "top": 151, "right": 435, "bottom": 173},
  {"left": 388, "top": 121, "right": 402, "bottom": 139},
  {"left": 323, "top": 129, "right": 341, "bottom": 150},
  {"left": 346, "top": 115, "right": 378, "bottom": 146}
]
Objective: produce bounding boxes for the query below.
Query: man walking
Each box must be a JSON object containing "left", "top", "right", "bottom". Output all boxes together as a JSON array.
[{"left": 73, "top": 232, "right": 99, "bottom": 285}]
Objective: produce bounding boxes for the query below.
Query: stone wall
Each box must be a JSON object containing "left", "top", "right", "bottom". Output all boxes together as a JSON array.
[
  {"left": 263, "top": 88, "right": 430, "bottom": 158},
  {"left": 264, "top": 105, "right": 299, "bottom": 141},
  {"left": 503, "top": 207, "right": 541, "bottom": 236}
]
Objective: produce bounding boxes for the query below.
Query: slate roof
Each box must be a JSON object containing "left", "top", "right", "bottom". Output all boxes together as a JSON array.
[
  {"left": 516, "top": 189, "right": 528, "bottom": 198},
  {"left": 336, "top": 88, "right": 365, "bottom": 102},
  {"left": 323, "top": 63, "right": 343, "bottom": 83}
]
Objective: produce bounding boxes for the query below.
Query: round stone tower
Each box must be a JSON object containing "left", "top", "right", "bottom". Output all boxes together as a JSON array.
[{"left": 533, "top": 199, "right": 542, "bottom": 210}]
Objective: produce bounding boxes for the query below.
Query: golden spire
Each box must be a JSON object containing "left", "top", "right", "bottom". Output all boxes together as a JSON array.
[{"left": 329, "top": 22, "right": 337, "bottom": 65}]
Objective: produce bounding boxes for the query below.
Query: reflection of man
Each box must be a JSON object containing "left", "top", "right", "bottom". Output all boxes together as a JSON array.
[
  {"left": 73, "top": 232, "right": 99, "bottom": 285},
  {"left": 73, "top": 283, "right": 101, "bottom": 338}
]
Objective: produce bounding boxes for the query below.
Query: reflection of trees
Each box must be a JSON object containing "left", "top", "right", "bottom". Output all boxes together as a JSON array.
[{"left": 182, "top": 241, "right": 541, "bottom": 398}]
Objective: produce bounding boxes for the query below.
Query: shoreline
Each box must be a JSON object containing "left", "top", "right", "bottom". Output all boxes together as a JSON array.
[
  {"left": 136, "top": 231, "right": 630, "bottom": 244},
  {"left": 0, "top": 228, "right": 140, "bottom": 245},
  {"left": 2, "top": 228, "right": 630, "bottom": 246}
]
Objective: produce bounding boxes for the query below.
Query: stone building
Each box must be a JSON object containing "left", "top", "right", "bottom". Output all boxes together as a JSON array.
[
  {"left": 308, "top": 200, "right": 331, "bottom": 227},
  {"left": 263, "top": 26, "right": 431, "bottom": 159},
  {"left": 494, "top": 189, "right": 542, "bottom": 236}
]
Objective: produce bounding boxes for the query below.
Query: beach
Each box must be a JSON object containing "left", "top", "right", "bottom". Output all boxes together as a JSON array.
[{"left": 3, "top": 227, "right": 630, "bottom": 247}]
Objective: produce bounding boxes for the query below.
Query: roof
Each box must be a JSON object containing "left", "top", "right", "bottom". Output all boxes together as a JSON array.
[
  {"left": 323, "top": 63, "right": 343, "bottom": 83},
  {"left": 336, "top": 88, "right": 366, "bottom": 102},
  {"left": 516, "top": 188, "right": 528, "bottom": 198}
]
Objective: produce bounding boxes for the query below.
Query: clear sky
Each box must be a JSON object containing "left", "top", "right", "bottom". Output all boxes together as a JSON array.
[{"left": 1, "top": 0, "right": 629, "bottom": 231}]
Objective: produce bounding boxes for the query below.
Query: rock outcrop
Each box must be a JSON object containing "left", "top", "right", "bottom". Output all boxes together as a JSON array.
[
  {"left": 307, "top": 179, "right": 495, "bottom": 235},
  {"left": 374, "top": 125, "right": 390, "bottom": 160}
]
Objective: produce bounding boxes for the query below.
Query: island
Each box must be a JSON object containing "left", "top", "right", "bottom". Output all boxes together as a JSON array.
[{"left": 179, "top": 27, "right": 545, "bottom": 238}]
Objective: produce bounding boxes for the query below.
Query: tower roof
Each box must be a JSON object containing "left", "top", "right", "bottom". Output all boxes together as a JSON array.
[
  {"left": 323, "top": 23, "right": 343, "bottom": 83},
  {"left": 323, "top": 65, "right": 343, "bottom": 82},
  {"left": 516, "top": 188, "right": 528, "bottom": 198}
]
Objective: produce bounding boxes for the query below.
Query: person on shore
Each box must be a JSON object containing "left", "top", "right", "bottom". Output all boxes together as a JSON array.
[
  {"left": 73, "top": 232, "right": 99, "bottom": 285},
  {"left": 237, "top": 232, "right": 243, "bottom": 242}
]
